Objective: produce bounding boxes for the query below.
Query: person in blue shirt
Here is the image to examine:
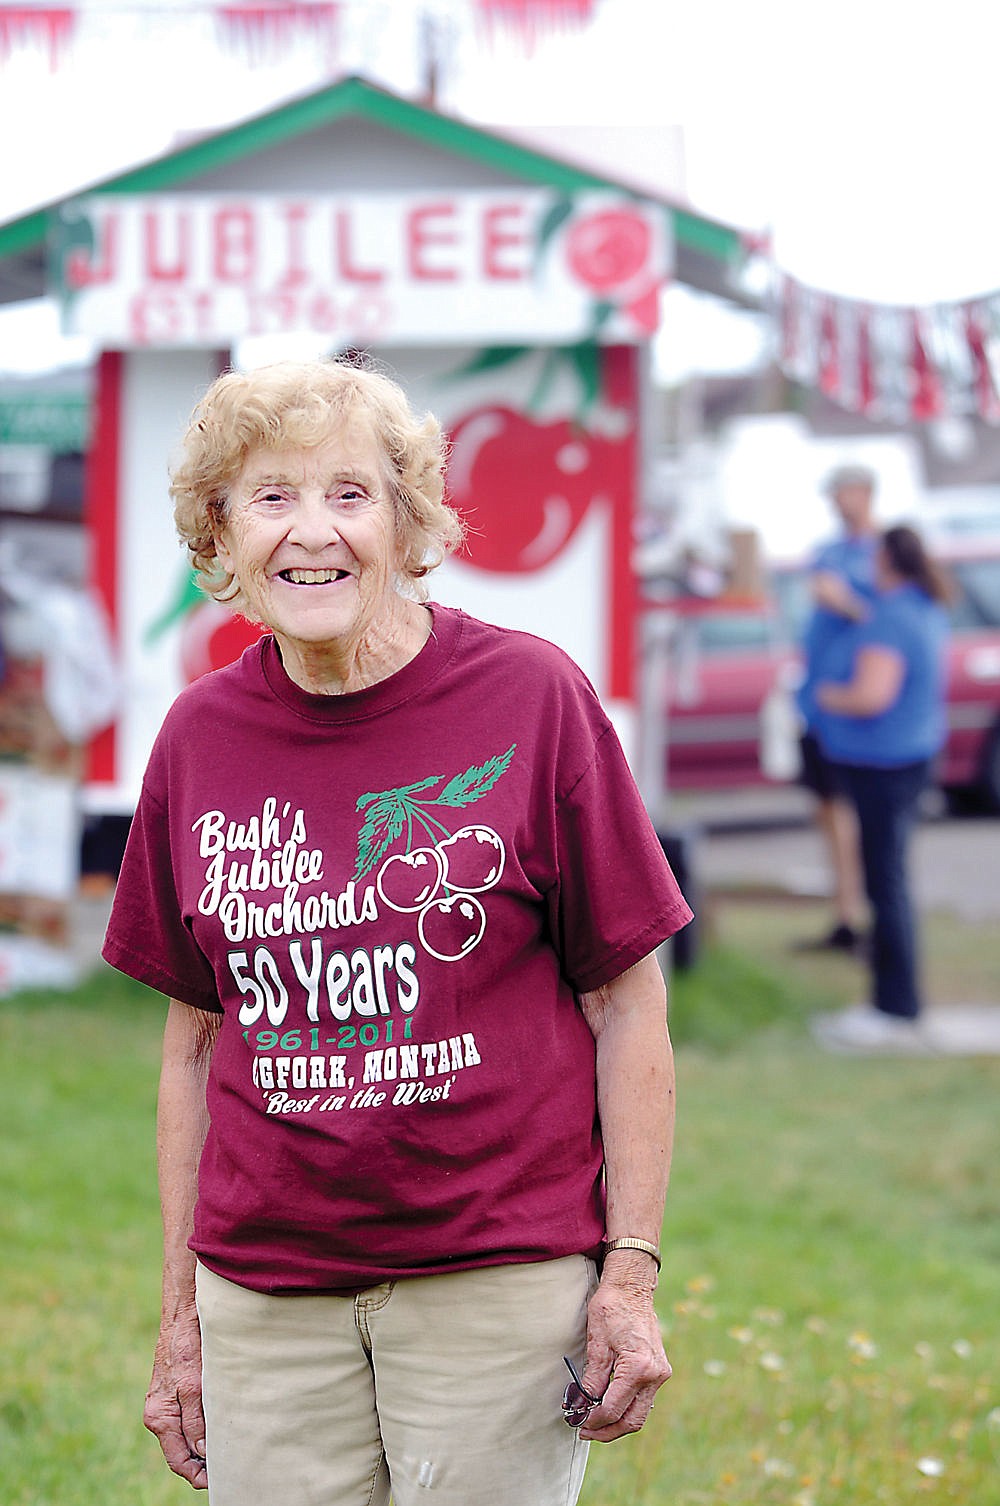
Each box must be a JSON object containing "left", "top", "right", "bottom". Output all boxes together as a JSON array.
[
  {"left": 795, "top": 464, "right": 879, "bottom": 954},
  {"left": 812, "top": 526, "right": 952, "bottom": 1051}
]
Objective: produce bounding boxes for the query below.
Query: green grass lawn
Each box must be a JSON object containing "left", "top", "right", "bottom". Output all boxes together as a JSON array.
[{"left": 2, "top": 905, "right": 997, "bottom": 1506}]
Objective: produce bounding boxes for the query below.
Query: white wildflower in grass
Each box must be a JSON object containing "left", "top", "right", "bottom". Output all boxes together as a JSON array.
[
  {"left": 986, "top": 1407, "right": 1000, "bottom": 1432},
  {"left": 915, "top": 1341, "right": 934, "bottom": 1360},
  {"left": 793, "top": 1491, "right": 816, "bottom": 1506},
  {"left": 727, "top": 1326, "right": 754, "bottom": 1345},
  {"left": 805, "top": 1316, "right": 827, "bottom": 1335},
  {"left": 762, "top": 1457, "right": 794, "bottom": 1478},
  {"left": 916, "top": 1457, "right": 945, "bottom": 1478},
  {"left": 951, "top": 1338, "right": 972, "bottom": 1358},
  {"left": 759, "top": 1351, "right": 785, "bottom": 1372},
  {"left": 752, "top": 1307, "right": 785, "bottom": 1326},
  {"left": 703, "top": 1359, "right": 727, "bottom": 1378},
  {"left": 847, "top": 1331, "right": 878, "bottom": 1360}
]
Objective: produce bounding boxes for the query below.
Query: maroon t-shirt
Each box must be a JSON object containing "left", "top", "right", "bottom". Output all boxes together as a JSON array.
[{"left": 104, "top": 605, "right": 692, "bottom": 1292}]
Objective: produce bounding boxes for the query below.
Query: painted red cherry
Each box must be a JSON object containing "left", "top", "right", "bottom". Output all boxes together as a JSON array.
[
  {"left": 438, "top": 826, "right": 505, "bottom": 894},
  {"left": 418, "top": 895, "right": 486, "bottom": 961},
  {"left": 565, "top": 209, "right": 653, "bottom": 295},
  {"left": 377, "top": 847, "right": 444, "bottom": 913},
  {"left": 180, "top": 601, "right": 266, "bottom": 683},
  {"left": 447, "top": 406, "right": 629, "bottom": 574}
]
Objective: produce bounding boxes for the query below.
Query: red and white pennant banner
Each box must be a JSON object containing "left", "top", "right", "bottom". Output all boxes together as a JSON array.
[
  {"left": 776, "top": 273, "right": 1000, "bottom": 425},
  {"left": 0, "top": 6, "right": 76, "bottom": 68},
  {"left": 0, "top": 0, "right": 598, "bottom": 74},
  {"left": 473, "top": 0, "right": 598, "bottom": 52},
  {"left": 214, "top": 2, "right": 340, "bottom": 67}
]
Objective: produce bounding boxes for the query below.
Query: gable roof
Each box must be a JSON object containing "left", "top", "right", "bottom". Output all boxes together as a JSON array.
[{"left": 0, "top": 74, "right": 748, "bottom": 307}]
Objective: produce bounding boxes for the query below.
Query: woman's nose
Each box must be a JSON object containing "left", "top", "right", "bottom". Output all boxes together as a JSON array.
[{"left": 287, "top": 494, "right": 339, "bottom": 549}]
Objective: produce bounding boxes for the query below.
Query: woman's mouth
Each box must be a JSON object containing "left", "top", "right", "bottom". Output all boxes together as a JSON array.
[{"left": 278, "top": 568, "right": 350, "bottom": 585}]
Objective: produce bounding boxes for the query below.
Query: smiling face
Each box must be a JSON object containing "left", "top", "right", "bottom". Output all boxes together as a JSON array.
[{"left": 214, "top": 420, "right": 406, "bottom": 683}]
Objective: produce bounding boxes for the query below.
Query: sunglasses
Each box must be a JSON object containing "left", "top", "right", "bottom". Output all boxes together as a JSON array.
[{"left": 561, "top": 1355, "right": 604, "bottom": 1428}]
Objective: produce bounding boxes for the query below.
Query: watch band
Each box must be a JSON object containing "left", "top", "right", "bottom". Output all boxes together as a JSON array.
[{"left": 602, "top": 1237, "right": 662, "bottom": 1270}]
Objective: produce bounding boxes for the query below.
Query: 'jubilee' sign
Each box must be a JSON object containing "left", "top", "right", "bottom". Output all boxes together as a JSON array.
[{"left": 50, "top": 190, "right": 672, "bottom": 349}]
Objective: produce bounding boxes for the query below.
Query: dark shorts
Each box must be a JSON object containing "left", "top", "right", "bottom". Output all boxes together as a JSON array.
[{"left": 799, "top": 732, "right": 850, "bottom": 800}]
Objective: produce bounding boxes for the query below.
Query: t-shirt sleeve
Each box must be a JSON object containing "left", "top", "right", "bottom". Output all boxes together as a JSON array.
[
  {"left": 102, "top": 778, "right": 221, "bottom": 1011},
  {"left": 547, "top": 720, "right": 693, "bottom": 995},
  {"left": 856, "top": 604, "right": 908, "bottom": 657}
]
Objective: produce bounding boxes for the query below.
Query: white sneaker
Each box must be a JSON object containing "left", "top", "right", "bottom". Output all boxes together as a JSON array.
[{"left": 811, "top": 1004, "right": 939, "bottom": 1056}]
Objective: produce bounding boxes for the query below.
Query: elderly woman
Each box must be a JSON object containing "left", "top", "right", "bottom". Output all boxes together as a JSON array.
[
  {"left": 814, "top": 525, "right": 951, "bottom": 1051},
  {"left": 102, "top": 358, "right": 692, "bottom": 1506}
]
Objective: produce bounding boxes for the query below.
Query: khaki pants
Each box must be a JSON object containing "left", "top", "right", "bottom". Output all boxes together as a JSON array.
[{"left": 196, "top": 1255, "right": 597, "bottom": 1506}]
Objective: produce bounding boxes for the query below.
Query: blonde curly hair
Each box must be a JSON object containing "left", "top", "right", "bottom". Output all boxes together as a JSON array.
[{"left": 170, "top": 357, "right": 463, "bottom": 611}]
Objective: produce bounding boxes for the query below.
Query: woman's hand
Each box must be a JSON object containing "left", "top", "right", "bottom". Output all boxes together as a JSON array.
[
  {"left": 812, "top": 570, "right": 869, "bottom": 621},
  {"left": 145, "top": 1304, "right": 208, "bottom": 1489},
  {"left": 577, "top": 1252, "right": 671, "bottom": 1442}
]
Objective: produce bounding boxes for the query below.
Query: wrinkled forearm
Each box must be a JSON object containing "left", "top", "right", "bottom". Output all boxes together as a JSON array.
[
  {"left": 816, "top": 679, "right": 869, "bottom": 715},
  {"left": 157, "top": 1001, "right": 219, "bottom": 1317},
  {"left": 812, "top": 571, "right": 869, "bottom": 621},
  {"left": 582, "top": 954, "right": 674, "bottom": 1279},
  {"left": 817, "top": 645, "right": 903, "bottom": 720}
]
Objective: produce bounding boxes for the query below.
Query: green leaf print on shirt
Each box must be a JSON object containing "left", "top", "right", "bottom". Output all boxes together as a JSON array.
[{"left": 353, "top": 744, "right": 516, "bottom": 880}]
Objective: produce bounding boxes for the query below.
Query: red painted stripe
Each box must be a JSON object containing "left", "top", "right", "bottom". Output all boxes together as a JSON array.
[
  {"left": 85, "top": 350, "right": 122, "bottom": 786},
  {"left": 605, "top": 344, "right": 638, "bottom": 704}
]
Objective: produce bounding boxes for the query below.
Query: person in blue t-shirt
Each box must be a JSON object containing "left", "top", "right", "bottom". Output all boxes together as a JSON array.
[
  {"left": 794, "top": 464, "right": 879, "bottom": 955},
  {"left": 812, "top": 526, "right": 952, "bottom": 1051}
]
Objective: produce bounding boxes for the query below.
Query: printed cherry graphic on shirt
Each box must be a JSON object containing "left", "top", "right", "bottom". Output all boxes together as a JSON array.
[
  {"left": 418, "top": 894, "right": 487, "bottom": 962},
  {"left": 374, "top": 827, "right": 505, "bottom": 960},
  {"left": 416, "top": 825, "right": 506, "bottom": 961},
  {"left": 359, "top": 752, "right": 514, "bottom": 965},
  {"left": 438, "top": 826, "right": 505, "bottom": 894},
  {"left": 376, "top": 846, "right": 445, "bottom": 913},
  {"left": 354, "top": 745, "right": 516, "bottom": 881}
]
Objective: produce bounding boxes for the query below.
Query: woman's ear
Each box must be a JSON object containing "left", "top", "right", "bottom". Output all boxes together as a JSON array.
[{"left": 212, "top": 529, "right": 235, "bottom": 576}]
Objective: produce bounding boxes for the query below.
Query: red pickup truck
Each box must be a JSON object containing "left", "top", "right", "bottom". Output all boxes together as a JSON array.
[{"left": 661, "top": 542, "right": 1000, "bottom": 810}]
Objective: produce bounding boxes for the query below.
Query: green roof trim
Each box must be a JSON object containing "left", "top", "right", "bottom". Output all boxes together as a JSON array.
[
  {"left": 94, "top": 75, "right": 382, "bottom": 196},
  {"left": 0, "top": 76, "right": 744, "bottom": 271},
  {"left": 670, "top": 207, "right": 743, "bottom": 262},
  {"left": 0, "top": 209, "right": 48, "bottom": 259}
]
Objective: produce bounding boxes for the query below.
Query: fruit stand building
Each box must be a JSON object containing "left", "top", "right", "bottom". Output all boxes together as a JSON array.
[{"left": 0, "top": 75, "right": 748, "bottom": 818}]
